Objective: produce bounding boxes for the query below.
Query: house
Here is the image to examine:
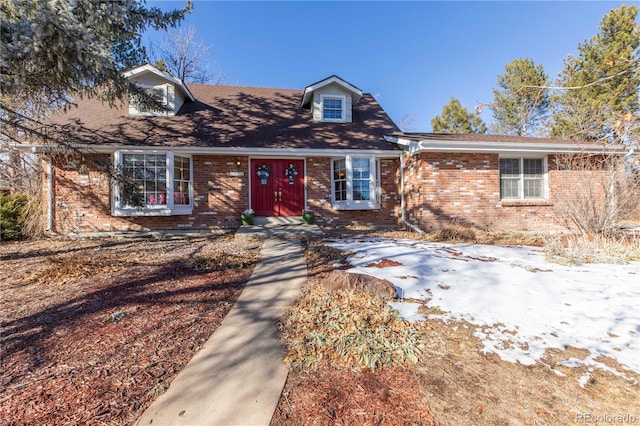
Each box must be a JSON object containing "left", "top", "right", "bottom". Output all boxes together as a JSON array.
[{"left": 23, "top": 64, "right": 620, "bottom": 234}]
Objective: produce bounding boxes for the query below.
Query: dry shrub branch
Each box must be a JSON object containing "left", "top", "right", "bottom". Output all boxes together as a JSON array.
[
  {"left": 281, "top": 285, "right": 425, "bottom": 371},
  {"left": 552, "top": 152, "right": 639, "bottom": 236}
]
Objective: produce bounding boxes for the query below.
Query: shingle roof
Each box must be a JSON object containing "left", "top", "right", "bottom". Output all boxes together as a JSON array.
[{"left": 48, "top": 84, "right": 401, "bottom": 151}]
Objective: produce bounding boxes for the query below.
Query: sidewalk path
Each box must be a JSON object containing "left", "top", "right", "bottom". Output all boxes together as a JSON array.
[{"left": 135, "top": 239, "right": 307, "bottom": 426}]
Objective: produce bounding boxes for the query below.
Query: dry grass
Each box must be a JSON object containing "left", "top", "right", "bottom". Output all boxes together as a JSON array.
[
  {"left": 28, "top": 253, "right": 138, "bottom": 286},
  {"left": 281, "top": 285, "right": 424, "bottom": 371},
  {"left": 431, "top": 224, "right": 477, "bottom": 242},
  {"left": 543, "top": 233, "right": 640, "bottom": 265},
  {"left": 273, "top": 234, "right": 640, "bottom": 425}
]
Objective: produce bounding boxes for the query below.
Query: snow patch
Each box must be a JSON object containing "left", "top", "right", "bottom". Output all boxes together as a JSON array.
[{"left": 328, "top": 238, "right": 640, "bottom": 381}]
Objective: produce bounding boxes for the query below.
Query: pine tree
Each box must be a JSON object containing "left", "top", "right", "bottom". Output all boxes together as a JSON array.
[
  {"left": 551, "top": 4, "right": 639, "bottom": 142},
  {"left": 1, "top": 0, "right": 191, "bottom": 117},
  {"left": 431, "top": 98, "right": 487, "bottom": 134},
  {"left": 491, "top": 58, "right": 549, "bottom": 136}
]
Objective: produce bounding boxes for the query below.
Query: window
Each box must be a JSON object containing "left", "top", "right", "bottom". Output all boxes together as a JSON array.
[
  {"left": 352, "top": 158, "right": 371, "bottom": 201},
  {"left": 133, "top": 87, "right": 167, "bottom": 115},
  {"left": 333, "top": 159, "right": 347, "bottom": 201},
  {"left": 322, "top": 96, "right": 344, "bottom": 121},
  {"left": 500, "top": 157, "right": 546, "bottom": 200},
  {"left": 122, "top": 154, "right": 167, "bottom": 206},
  {"left": 331, "top": 155, "right": 380, "bottom": 210},
  {"left": 113, "top": 152, "right": 192, "bottom": 216},
  {"left": 173, "top": 155, "right": 191, "bottom": 205}
]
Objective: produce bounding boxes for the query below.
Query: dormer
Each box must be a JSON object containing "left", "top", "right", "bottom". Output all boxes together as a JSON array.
[
  {"left": 123, "top": 64, "right": 195, "bottom": 116},
  {"left": 301, "top": 75, "right": 363, "bottom": 123}
]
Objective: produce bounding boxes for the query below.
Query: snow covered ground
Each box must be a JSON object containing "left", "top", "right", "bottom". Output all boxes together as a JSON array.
[{"left": 327, "top": 238, "right": 640, "bottom": 382}]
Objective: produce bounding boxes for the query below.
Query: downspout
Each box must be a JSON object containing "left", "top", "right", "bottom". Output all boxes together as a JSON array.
[
  {"left": 46, "top": 157, "right": 54, "bottom": 233},
  {"left": 400, "top": 151, "right": 425, "bottom": 235}
]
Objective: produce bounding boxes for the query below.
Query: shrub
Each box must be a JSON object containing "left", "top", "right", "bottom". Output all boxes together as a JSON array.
[
  {"left": 432, "top": 224, "right": 477, "bottom": 242},
  {"left": 281, "top": 285, "right": 425, "bottom": 371},
  {"left": 543, "top": 233, "right": 640, "bottom": 265},
  {"left": 0, "top": 193, "right": 29, "bottom": 241}
]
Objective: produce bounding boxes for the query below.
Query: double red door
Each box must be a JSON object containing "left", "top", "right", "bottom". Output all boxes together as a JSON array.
[{"left": 250, "top": 159, "right": 304, "bottom": 216}]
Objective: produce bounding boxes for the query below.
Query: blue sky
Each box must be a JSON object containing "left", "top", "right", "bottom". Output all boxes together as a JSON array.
[{"left": 146, "top": 1, "right": 630, "bottom": 132}]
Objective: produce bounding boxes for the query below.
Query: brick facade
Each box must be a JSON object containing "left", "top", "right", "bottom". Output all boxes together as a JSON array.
[
  {"left": 306, "top": 157, "right": 402, "bottom": 228},
  {"left": 48, "top": 150, "right": 610, "bottom": 234},
  {"left": 50, "top": 154, "right": 250, "bottom": 233},
  {"left": 403, "top": 152, "right": 609, "bottom": 232},
  {"left": 49, "top": 154, "right": 402, "bottom": 233}
]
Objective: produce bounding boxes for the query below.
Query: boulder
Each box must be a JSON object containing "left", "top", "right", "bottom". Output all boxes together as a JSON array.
[{"left": 320, "top": 270, "right": 398, "bottom": 300}]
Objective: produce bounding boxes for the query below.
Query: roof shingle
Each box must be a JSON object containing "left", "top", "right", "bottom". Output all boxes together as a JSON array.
[{"left": 49, "top": 84, "right": 401, "bottom": 151}]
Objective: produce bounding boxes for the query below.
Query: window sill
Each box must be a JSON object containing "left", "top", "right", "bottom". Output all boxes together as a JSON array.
[
  {"left": 500, "top": 199, "right": 552, "bottom": 207},
  {"left": 112, "top": 206, "right": 193, "bottom": 217},
  {"left": 332, "top": 202, "right": 381, "bottom": 211}
]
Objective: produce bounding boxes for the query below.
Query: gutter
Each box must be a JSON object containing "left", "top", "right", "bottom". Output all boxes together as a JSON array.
[
  {"left": 385, "top": 136, "right": 629, "bottom": 155},
  {"left": 46, "top": 158, "right": 53, "bottom": 232},
  {"left": 18, "top": 144, "right": 403, "bottom": 159}
]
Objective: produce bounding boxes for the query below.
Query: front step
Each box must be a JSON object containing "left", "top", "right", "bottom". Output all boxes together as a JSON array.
[
  {"left": 253, "top": 216, "right": 304, "bottom": 225},
  {"left": 235, "top": 217, "right": 323, "bottom": 240}
]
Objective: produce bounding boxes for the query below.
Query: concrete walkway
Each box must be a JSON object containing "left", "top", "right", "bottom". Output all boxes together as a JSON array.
[{"left": 135, "top": 239, "right": 307, "bottom": 426}]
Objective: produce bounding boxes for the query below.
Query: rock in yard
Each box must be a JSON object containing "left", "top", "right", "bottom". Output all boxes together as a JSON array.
[{"left": 320, "top": 270, "right": 398, "bottom": 300}]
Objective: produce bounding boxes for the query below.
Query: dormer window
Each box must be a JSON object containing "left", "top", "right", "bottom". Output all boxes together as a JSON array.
[
  {"left": 123, "top": 64, "right": 196, "bottom": 117},
  {"left": 132, "top": 86, "right": 168, "bottom": 115},
  {"left": 302, "top": 75, "right": 362, "bottom": 123},
  {"left": 322, "top": 97, "right": 344, "bottom": 121}
]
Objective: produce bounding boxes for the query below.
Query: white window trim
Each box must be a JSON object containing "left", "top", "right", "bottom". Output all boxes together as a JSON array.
[
  {"left": 112, "top": 151, "right": 193, "bottom": 216},
  {"left": 320, "top": 94, "right": 346, "bottom": 122},
  {"left": 331, "top": 155, "right": 380, "bottom": 210},
  {"left": 499, "top": 155, "right": 548, "bottom": 200}
]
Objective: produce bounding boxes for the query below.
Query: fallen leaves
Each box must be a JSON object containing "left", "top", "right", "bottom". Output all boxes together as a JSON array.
[
  {"left": 0, "top": 236, "right": 259, "bottom": 425},
  {"left": 365, "top": 258, "right": 404, "bottom": 268}
]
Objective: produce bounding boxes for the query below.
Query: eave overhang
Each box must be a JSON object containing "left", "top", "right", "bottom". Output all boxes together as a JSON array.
[
  {"left": 123, "top": 64, "right": 195, "bottom": 102},
  {"left": 301, "top": 75, "right": 363, "bottom": 107},
  {"left": 385, "top": 136, "right": 630, "bottom": 155},
  {"left": 18, "top": 144, "right": 402, "bottom": 159}
]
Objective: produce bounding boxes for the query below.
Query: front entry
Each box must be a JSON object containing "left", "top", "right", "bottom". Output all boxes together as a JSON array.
[{"left": 250, "top": 159, "right": 305, "bottom": 216}]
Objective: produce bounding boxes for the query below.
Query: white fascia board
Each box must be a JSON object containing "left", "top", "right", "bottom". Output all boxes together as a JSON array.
[
  {"left": 302, "top": 76, "right": 363, "bottom": 106},
  {"left": 388, "top": 137, "right": 627, "bottom": 155},
  {"left": 23, "top": 144, "right": 402, "bottom": 158},
  {"left": 123, "top": 64, "right": 195, "bottom": 102}
]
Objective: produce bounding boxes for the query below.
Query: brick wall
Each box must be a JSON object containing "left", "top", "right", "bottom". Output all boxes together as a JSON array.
[
  {"left": 404, "top": 152, "right": 610, "bottom": 232},
  {"left": 50, "top": 154, "right": 402, "bottom": 233},
  {"left": 50, "top": 154, "right": 249, "bottom": 233},
  {"left": 306, "top": 157, "right": 402, "bottom": 228},
  {"left": 49, "top": 151, "right": 609, "bottom": 234}
]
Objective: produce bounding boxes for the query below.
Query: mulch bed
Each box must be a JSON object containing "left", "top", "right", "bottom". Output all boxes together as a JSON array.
[
  {"left": 0, "top": 236, "right": 260, "bottom": 425},
  {"left": 273, "top": 366, "right": 436, "bottom": 425}
]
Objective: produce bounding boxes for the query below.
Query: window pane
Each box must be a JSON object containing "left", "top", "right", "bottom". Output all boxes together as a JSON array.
[
  {"left": 523, "top": 159, "right": 543, "bottom": 176},
  {"left": 501, "top": 178, "right": 520, "bottom": 199},
  {"left": 500, "top": 158, "right": 520, "bottom": 177},
  {"left": 122, "top": 153, "right": 167, "bottom": 207},
  {"left": 353, "top": 180, "right": 370, "bottom": 201},
  {"left": 334, "top": 180, "right": 347, "bottom": 201},
  {"left": 323, "top": 98, "right": 343, "bottom": 120},
  {"left": 524, "top": 177, "right": 543, "bottom": 198},
  {"left": 352, "top": 158, "right": 371, "bottom": 201},
  {"left": 333, "top": 159, "right": 347, "bottom": 201},
  {"left": 136, "top": 88, "right": 165, "bottom": 113},
  {"left": 173, "top": 156, "right": 191, "bottom": 205}
]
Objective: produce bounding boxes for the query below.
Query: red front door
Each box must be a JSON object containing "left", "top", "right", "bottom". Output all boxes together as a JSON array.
[{"left": 250, "top": 159, "right": 304, "bottom": 216}]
